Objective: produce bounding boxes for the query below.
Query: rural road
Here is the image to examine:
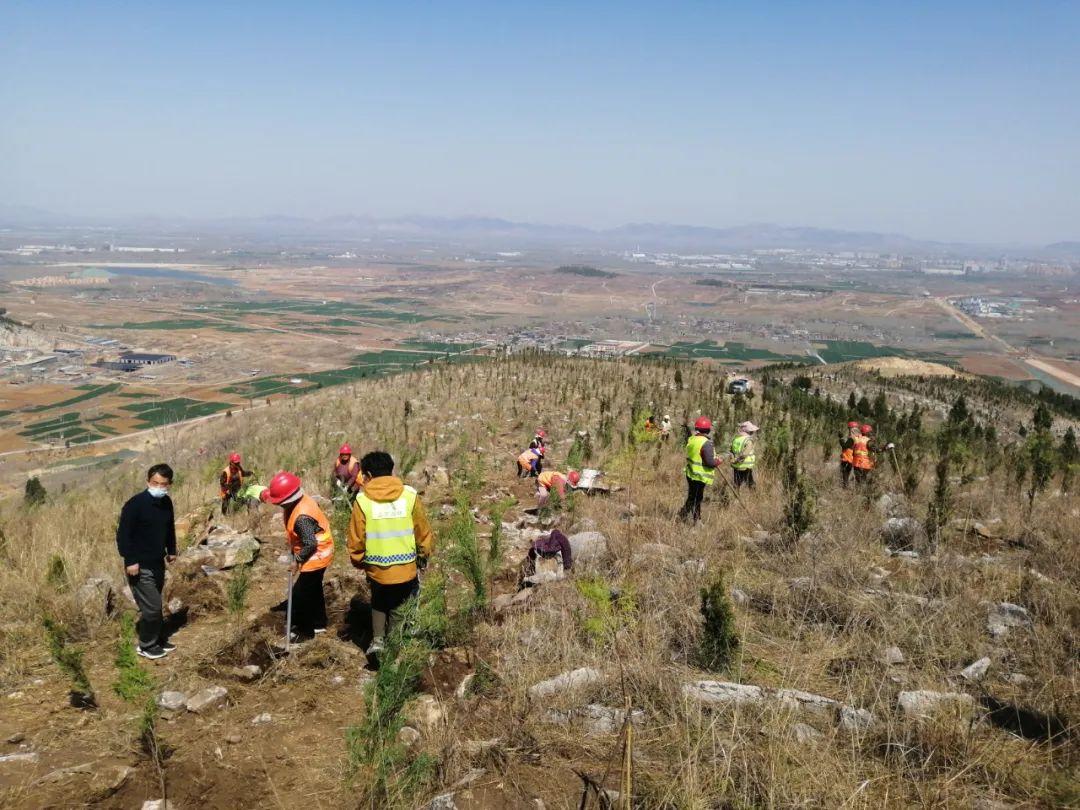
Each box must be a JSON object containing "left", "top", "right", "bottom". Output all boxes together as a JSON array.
[{"left": 934, "top": 297, "right": 1080, "bottom": 392}]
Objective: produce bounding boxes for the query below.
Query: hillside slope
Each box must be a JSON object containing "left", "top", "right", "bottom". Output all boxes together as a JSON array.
[{"left": 0, "top": 356, "right": 1077, "bottom": 808}]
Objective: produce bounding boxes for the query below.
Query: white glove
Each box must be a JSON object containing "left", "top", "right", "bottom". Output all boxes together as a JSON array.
[{"left": 886, "top": 443, "right": 895, "bottom": 450}]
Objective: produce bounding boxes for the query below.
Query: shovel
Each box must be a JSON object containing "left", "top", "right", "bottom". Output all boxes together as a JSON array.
[{"left": 283, "top": 565, "right": 295, "bottom": 655}]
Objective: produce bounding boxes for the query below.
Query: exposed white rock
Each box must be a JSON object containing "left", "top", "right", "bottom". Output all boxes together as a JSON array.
[
  {"left": 156, "top": 691, "right": 187, "bottom": 712},
  {"left": 528, "top": 667, "right": 605, "bottom": 700},
  {"left": 960, "top": 657, "right": 991, "bottom": 682},
  {"left": 683, "top": 681, "right": 765, "bottom": 706},
  {"left": 567, "top": 531, "right": 608, "bottom": 567},
  {"left": 897, "top": 690, "right": 975, "bottom": 719},
  {"left": 186, "top": 685, "right": 228, "bottom": 713},
  {"left": 881, "top": 646, "right": 906, "bottom": 665}
]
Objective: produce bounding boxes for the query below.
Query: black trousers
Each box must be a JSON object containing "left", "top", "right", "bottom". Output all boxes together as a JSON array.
[
  {"left": 290, "top": 567, "right": 328, "bottom": 635},
  {"left": 840, "top": 462, "right": 853, "bottom": 487},
  {"left": 128, "top": 563, "right": 166, "bottom": 649},
  {"left": 679, "top": 477, "right": 707, "bottom": 522},
  {"left": 733, "top": 468, "right": 755, "bottom": 489},
  {"left": 369, "top": 577, "right": 420, "bottom": 641},
  {"left": 854, "top": 467, "right": 871, "bottom": 485}
]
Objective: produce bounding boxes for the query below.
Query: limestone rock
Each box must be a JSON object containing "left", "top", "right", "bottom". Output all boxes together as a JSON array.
[
  {"left": 683, "top": 681, "right": 766, "bottom": 707},
  {"left": 156, "top": 691, "right": 187, "bottom": 712},
  {"left": 987, "top": 602, "right": 1032, "bottom": 639},
  {"left": 566, "top": 531, "right": 608, "bottom": 567},
  {"left": 576, "top": 704, "right": 645, "bottom": 735},
  {"left": 793, "top": 722, "right": 822, "bottom": 744},
  {"left": 960, "top": 657, "right": 991, "bottom": 682},
  {"left": 461, "top": 738, "right": 503, "bottom": 757},
  {"left": 881, "top": 517, "right": 923, "bottom": 550},
  {"left": 881, "top": 646, "right": 905, "bottom": 665},
  {"left": 0, "top": 752, "right": 39, "bottom": 764},
  {"left": 838, "top": 705, "right": 876, "bottom": 731},
  {"left": 897, "top": 690, "right": 975, "bottom": 719},
  {"left": 528, "top": 667, "right": 605, "bottom": 701},
  {"left": 407, "top": 694, "right": 446, "bottom": 732},
  {"left": 186, "top": 685, "right": 228, "bottom": 713},
  {"left": 233, "top": 665, "right": 262, "bottom": 682},
  {"left": 776, "top": 688, "right": 839, "bottom": 714},
  {"left": 251, "top": 712, "right": 272, "bottom": 725},
  {"left": 397, "top": 726, "right": 421, "bottom": 747},
  {"left": 74, "top": 577, "right": 115, "bottom": 622}
]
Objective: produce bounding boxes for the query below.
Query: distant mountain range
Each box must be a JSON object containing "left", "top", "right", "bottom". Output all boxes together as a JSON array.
[{"left": 1, "top": 204, "right": 1076, "bottom": 257}]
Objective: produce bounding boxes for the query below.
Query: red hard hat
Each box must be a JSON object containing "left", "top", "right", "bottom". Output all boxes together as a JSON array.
[
  {"left": 535, "top": 429, "right": 546, "bottom": 438},
  {"left": 861, "top": 424, "right": 873, "bottom": 435},
  {"left": 339, "top": 443, "right": 352, "bottom": 456},
  {"left": 694, "top": 416, "right": 712, "bottom": 432},
  {"left": 846, "top": 421, "right": 859, "bottom": 428},
  {"left": 261, "top": 471, "right": 301, "bottom": 504},
  {"left": 229, "top": 452, "right": 241, "bottom": 464},
  {"left": 567, "top": 470, "right": 581, "bottom": 485}
]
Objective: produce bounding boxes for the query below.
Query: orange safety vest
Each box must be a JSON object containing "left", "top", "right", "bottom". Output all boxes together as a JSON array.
[
  {"left": 284, "top": 494, "right": 335, "bottom": 573},
  {"left": 220, "top": 465, "right": 245, "bottom": 498},
  {"left": 518, "top": 448, "right": 540, "bottom": 470},
  {"left": 841, "top": 446, "right": 854, "bottom": 465},
  {"left": 336, "top": 456, "right": 360, "bottom": 479},
  {"left": 537, "top": 471, "right": 565, "bottom": 491},
  {"left": 852, "top": 436, "right": 874, "bottom": 470}
]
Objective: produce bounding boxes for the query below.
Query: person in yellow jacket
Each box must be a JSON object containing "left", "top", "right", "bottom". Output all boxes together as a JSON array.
[
  {"left": 346, "top": 451, "right": 435, "bottom": 663},
  {"left": 730, "top": 421, "right": 759, "bottom": 490}
]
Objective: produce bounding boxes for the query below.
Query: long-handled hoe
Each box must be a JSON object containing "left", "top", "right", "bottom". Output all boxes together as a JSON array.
[{"left": 283, "top": 567, "right": 295, "bottom": 656}]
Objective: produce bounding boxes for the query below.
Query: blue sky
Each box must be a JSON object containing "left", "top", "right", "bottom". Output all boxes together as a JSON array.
[{"left": 1, "top": 1, "right": 1077, "bottom": 243}]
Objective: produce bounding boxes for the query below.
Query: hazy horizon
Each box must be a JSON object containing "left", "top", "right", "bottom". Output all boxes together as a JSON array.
[{"left": 2, "top": 2, "right": 1078, "bottom": 245}]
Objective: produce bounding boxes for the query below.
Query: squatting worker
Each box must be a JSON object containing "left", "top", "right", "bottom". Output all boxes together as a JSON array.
[
  {"left": 116, "top": 463, "right": 178, "bottom": 660},
  {"left": 347, "top": 451, "right": 434, "bottom": 666},
  {"left": 260, "top": 471, "right": 335, "bottom": 640},
  {"left": 679, "top": 416, "right": 722, "bottom": 523}
]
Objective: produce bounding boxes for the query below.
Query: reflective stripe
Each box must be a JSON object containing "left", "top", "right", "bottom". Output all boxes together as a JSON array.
[
  {"left": 366, "top": 528, "right": 415, "bottom": 540},
  {"left": 685, "top": 435, "right": 715, "bottom": 484}
]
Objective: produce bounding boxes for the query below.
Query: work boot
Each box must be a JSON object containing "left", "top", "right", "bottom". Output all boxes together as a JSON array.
[
  {"left": 366, "top": 637, "right": 385, "bottom": 670},
  {"left": 137, "top": 644, "right": 167, "bottom": 660}
]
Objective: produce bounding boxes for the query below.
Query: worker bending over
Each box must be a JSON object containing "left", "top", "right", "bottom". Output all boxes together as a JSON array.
[
  {"left": 730, "top": 421, "right": 759, "bottom": 489},
  {"left": 347, "top": 451, "right": 434, "bottom": 666},
  {"left": 517, "top": 444, "right": 544, "bottom": 478},
  {"left": 260, "top": 471, "right": 335, "bottom": 641},
  {"left": 537, "top": 469, "right": 580, "bottom": 507},
  {"left": 680, "top": 416, "right": 722, "bottom": 523}
]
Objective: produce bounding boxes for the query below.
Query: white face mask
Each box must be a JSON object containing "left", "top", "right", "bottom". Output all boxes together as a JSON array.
[{"left": 147, "top": 486, "right": 169, "bottom": 498}]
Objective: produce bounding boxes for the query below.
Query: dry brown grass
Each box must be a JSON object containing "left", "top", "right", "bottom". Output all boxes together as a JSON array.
[{"left": 0, "top": 356, "right": 1077, "bottom": 807}]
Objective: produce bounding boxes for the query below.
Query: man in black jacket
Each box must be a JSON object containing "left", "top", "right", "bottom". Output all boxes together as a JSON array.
[{"left": 116, "top": 463, "right": 177, "bottom": 659}]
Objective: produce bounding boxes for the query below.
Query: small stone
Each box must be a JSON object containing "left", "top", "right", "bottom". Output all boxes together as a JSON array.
[
  {"left": 730, "top": 588, "right": 750, "bottom": 605},
  {"left": 186, "top": 685, "right": 228, "bottom": 713},
  {"left": 407, "top": 694, "right": 446, "bottom": 732},
  {"left": 461, "top": 738, "right": 502, "bottom": 757},
  {"left": 7, "top": 692, "right": 24, "bottom": 699},
  {"left": 1003, "top": 673, "right": 1031, "bottom": 686},
  {"left": 881, "top": 646, "right": 905, "bottom": 665},
  {"left": 528, "top": 667, "right": 605, "bottom": 701},
  {"left": 74, "top": 576, "right": 116, "bottom": 622},
  {"left": 141, "top": 801, "right": 175, "bottom": 810},
  {"left": 838, "top": 705, "right": 876, "bottom": 731},
  {"left": 233, "top": 665, "right": 262, "bottom": 682},
  {"left": 397, "top": 726, "right": 421, "bottom": 747},
  {"left": 423, "top": 794, "right": 458, "bottom": 810},
  {"left": 251, "top": 712, "right": 272, "bottom": 725},
  {"left": 167, "top": 597, "right": 184, "bottom": 615},
  {"left": 0, "top": 752, "right": 39, "bottom": 764},
  {"left": 792, "top": 722, "right": 822, "bottom": 744},
  {"left": 226, "top": 734, "right": 242, "bottom": 744},
  {"left": 881, "top": 517, "right": 923, "bottom": 550},
  {"left": 331, "top": 675, "right": 345, "bottom": 686},
  {"left": 987, "top": 602, "right": 1032, "bottom": 638},
  {"left": 960, "top": 657, "right": 991, "bottom": 681},
  {"left": 6, "top": 733, "right": 25, "bottom": 744},
  {"left": 897, "top": 690, "right": 975, "bottom": 719},
  {"left": 156, "top": 691, "right": 187, "bottom": 712}
]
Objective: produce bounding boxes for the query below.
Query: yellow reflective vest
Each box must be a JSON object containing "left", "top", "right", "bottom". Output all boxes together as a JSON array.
[
  {"left": 730, "top": 434, "right": 756, "bottom": 470},
  {"left": 685, "top": 434, "right": 715, "bottom": 484},
  {"left": 355, "top": 486, "right": 418, "bottom": 567}
]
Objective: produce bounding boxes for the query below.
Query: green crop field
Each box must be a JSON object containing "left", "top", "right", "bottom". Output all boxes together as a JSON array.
[
  {"left": 25, "top": 383, "right": 123, "bottom": 413},
  {"left": 399, "top": 340, "right": 480, "bottom": 353},
  {"left": 661, "top": 340, "right": 801, "bottom": 363},
  {"left": 197, "top": 299, "right": 433, "bottom": 323},
  {"left": 93, "top": 318, "right": 257, "bottom": 333},
  {"left": 121, "top": 398, "right": 231, "bottom": 428}
]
